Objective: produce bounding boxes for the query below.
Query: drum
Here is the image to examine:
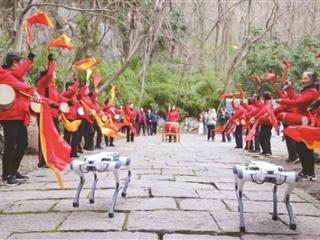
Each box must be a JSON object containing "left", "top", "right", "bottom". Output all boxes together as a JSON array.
[
  {"left": 77, "top": 107, "right": 84, "bottom": 116},
  {"left": 0, "top": 84, "right": 15, "bottom": 110},
  {"left": 59, "top": 102, "right": 70, "bottom": 113},
  {"left": 164, "top": 122, "right": 179, "bottom": 134},
  {"left": 89, "top": 109, "right": 96, "bottom": 116},
  {"left": 114, "top": 114, "right": 120, "bottom": 120},
  {"left": 102, "top": 115, "right": 108, "bottom": 122},
  {"left": 30, "top": 102, "right": 41, "bottom": 113}
]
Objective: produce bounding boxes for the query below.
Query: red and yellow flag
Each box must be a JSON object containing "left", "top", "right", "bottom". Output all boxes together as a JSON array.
[
  {"left": 283, "top": 126, "right": 320, "bottom": 151},
  {"left": 73, "top": 57, "right": 97, "bottom": 70},
  {"left": 93, "top": 70, "right": 102, "bottom": 88},
  {"left": 39, "top": 102, "right": 71, "bottom": 189},
  {"left": 110, "top": 86, "right": 120, "bottom": 104},
  {"left": 25, "top": 12, "right": 53, "bottom": 48},
  {"left": 48, "top": 34, "right": 72, "bottom": 50},
  {"left": 61, "top": 113, "right": 81, "bottom": 132}
]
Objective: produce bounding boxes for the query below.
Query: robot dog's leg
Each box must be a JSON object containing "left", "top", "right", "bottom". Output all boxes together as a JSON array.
[
  {"left": 73, "top": 175, "right": 85, "bottom": 207},
  {"left": 109, "top": 169, "right": 120, "bottom": 218},
  {"left": 284, "top": 182, "right": 297, "bottom": 230},
  {"left": 237, "top": 178, "right": 246, "bottom": 232},
  {"left": 120, "top": 157, "right": 132, "bottom": 197},
  {"left": 272, "top": 185, "right": 278, "bottom": 220},
  {"left": 122, "top": 170, "right": 131, "bottom": 197},
  {"left": 89, "top": 172, "right": 98, "bottom": 204}
]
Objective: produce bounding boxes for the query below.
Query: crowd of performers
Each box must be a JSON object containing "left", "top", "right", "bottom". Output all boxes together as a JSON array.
[
  {"left": 215, "top": 61, "right": 320, "bottom": 181},
  {"left": 0, "top": 52, "right": 147, "bottom": 185},
  {"left": 0, "top": 50, "right": 184, "bottom": 185}
]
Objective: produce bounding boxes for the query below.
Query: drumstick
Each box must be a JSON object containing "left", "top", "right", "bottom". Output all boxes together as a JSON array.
[{"left": 18, "top": 91, "right": 34, "bottom": 99}]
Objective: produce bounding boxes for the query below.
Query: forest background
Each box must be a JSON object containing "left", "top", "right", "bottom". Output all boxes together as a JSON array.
[{"left": 1, "top": 0, "right": 320, "bottom": 119}]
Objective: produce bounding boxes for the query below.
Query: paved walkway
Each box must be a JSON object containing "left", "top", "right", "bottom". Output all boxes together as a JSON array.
[{"left": 1, "top": 134, "right": 320, "bottom": 239}]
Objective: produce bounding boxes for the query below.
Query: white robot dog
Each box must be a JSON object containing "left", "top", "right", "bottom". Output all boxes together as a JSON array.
[
  {"left": 70, "top": 152, "right": 132, "bottom": 218},
  {"left": 233, "top": 161, "right": 298, "bottom": 232}
]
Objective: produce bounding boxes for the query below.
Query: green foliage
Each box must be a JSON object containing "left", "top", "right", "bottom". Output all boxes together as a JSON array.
[{"left": 234, "top": 34, "right": 320, "bottom": 96}]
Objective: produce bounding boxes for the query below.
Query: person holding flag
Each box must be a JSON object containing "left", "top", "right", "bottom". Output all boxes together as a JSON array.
[
  {"left": 36, "top": 53, "right": 69, "bottom": 167},
  {"left": 0, "top": 53, "right": 41, "bottom": 184},
  {"left": 61, "top": 79, "right": 81, "bottom": 158},
  {"left": 123, "top": 103, "right": 136, "bottom": 142}
]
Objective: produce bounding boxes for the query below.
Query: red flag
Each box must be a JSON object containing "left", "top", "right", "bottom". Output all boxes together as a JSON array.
[
  {"left": 283, "top": 126, "right": 320, "bottom": 151},
  {"left": 93, "top": 70, "right": 102, "bottom": 88},
  {"left": 281, "top": 58, "right": 291, "bottom": 84},
  {"left": 73, "top": 57, "right": 97, "bottom": 70},
  {"left": 219, "top": 92, "right": 240, "bottom": 101},
  {"left": 263, "top": 72, "right": 277, "bottom": 82},
  {"left": 39, "top": 102, "right": 71, "bottom": 189},
  {"left": 247, "top": 74, "right": 261, "bottom": 82},
  {"left": 25, "top": 12, "right": 53, "bottom": 48},
  {"left": 48, "top": 34, "right": 72, "bottom": 50}
]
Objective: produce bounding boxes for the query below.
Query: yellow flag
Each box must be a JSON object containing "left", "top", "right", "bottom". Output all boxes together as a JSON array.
[{"left": 61, "top": 113, "right": 81, "bottom": 132}]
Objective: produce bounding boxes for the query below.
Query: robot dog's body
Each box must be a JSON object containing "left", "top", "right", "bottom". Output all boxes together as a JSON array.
[
  {"left": 70, "top": 152, "right": 132, "bottom": 218},
  {"left": 233, "top": 161, "right": 298, "bottom": 232}
]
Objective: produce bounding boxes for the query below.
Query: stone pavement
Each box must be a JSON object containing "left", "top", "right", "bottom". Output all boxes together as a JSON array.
[{"left": 1, "top": 134, "right": 320, "bottom": 239}]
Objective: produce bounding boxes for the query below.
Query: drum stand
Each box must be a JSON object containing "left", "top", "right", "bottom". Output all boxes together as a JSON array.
[
  {"left": 70, "top": 152, "right": 132, "bottom": 218},
  {"left": 233, "top": 161, "right": 298, "bottom": 232},
  {"left": 162, "top": 124, "right": 180, "bottom": 142}
]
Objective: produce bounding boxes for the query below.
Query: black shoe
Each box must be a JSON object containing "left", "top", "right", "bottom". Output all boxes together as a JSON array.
[
  {"left": 77, "top": 149, "right": 84, "bottom": 153},
  {"left": 109, "top": 143, "right": 115, "bottom": 147},
  {"left": 6, "top": 175, "right": 21, "bottom": 185},
  {"left": 15, "top": 172, "right": 29, "bottom": 180},
  {"left": 83, "top": 147, "right": 94, "bottom": 151},
  {"left": 298, "top": 171, "right": 307, "bottom": 178},
  {"left": 71, "top": 153, "right": 80, "bottom": 158},
  {"left": 38, "top": 162, "right": 48, "bottom": 168},
  {"left": 95, "top": 146, "right": 103, "bottom": 149}
]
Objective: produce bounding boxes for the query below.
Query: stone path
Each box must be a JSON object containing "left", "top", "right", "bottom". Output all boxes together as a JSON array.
[{"left": 1, "top": 134, "right": 320, "bottom": 239}]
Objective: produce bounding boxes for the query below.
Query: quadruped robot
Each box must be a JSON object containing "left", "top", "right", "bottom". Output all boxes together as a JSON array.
[
  {"left": 70, "top": 152, "right": 132, "bottom": 218},
  {"left": 233, "top": 161, "right": 299, "bottom": 232}
]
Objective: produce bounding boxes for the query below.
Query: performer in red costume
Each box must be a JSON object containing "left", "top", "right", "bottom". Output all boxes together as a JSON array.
[
  {"left": 36, "top": 54, "right": 69, "bottom": 167},
  {"left": 277, "top": 70, "right": 319, "bottom": 180},
  {"left": 123, "top": 103, "right": 136, "bottom": 142},
  {"left": 166, "top": 105, "right": 180, "bottom": 142},
  {"left": 0, "top": 53, "right": 40, "bottom": 184}
]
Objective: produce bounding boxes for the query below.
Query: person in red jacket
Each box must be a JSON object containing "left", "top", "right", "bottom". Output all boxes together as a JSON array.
[
  {"left": 277, "top": 70, "right": 320, "bottom": 180},
  {"left": 78, "top": 84, "right": 95, "bottom": 151},
  {"left": 90, "top": 90, "right": 103, "bottom": 149},
  {"left": 36, "top": 54, "right": 69, "bottom": 167},
  {"left": 61, "top": 80, "right": 81, "bottom": 158},
  {"left": 123, "top": 103, "right": 136, "bottom": 142},
  {"left": 166, "top": 105, "right": 180, "bottom": 122},
  {"left": 0, "top": 53, "right": 40, "bottom": 184},
  {"left": 103, "top": 98, "right": 120, "bottom": 146},
  {"left": 166, "top": 105, "right": 180, "bottom": 142}
]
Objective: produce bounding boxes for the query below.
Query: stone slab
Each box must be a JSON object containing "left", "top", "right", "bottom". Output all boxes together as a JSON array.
[
  {"left": 179, "top": 199, "right": 228, "bottom": 212},
  {"left": 0, "top": 213, "right": 68, "bottom": 233},
  {"left": 127, "top": 210, "right": 219, "bottom": 233},
  {"left": 164, "top": 234, "right": 239, "bottom": 240},
  {"left": 3, "top": 199, "right": 58, "bottom": 213},
  {"left": 59, "top": 212, "right": 126, "bottom": 231},
  {"left": 8, "top": 231, "right": 158, "bottom": 239}
]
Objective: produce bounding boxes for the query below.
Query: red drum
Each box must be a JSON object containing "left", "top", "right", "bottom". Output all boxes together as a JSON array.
[
  {"left": 164, "top": 122, "right": 179, "bottom": 134},
  {"left": 277, "top": 112, "right": 308, "bottom": 126},
  {"left": 0, "top": 84, "right": 15, "bottom": 110}
]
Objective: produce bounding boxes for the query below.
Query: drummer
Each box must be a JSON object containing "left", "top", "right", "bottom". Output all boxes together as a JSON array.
[
  {"left": 103, "top": 98, "right": 120, "bottom": 147},
  {"left": 90, "top": 90, "right": 103, "bottom": 149},
  {"left": 61, "top": 79, "right": 81, "bottom": 158},
  {"left": 36, "top": 53, "right": 69, "bottom": 167},
  {"left": 166, "top": 105, "right": 180, "bottom": 142},
  {"left": 0, "top": 52, "right": 41, "bottom": 184}
]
